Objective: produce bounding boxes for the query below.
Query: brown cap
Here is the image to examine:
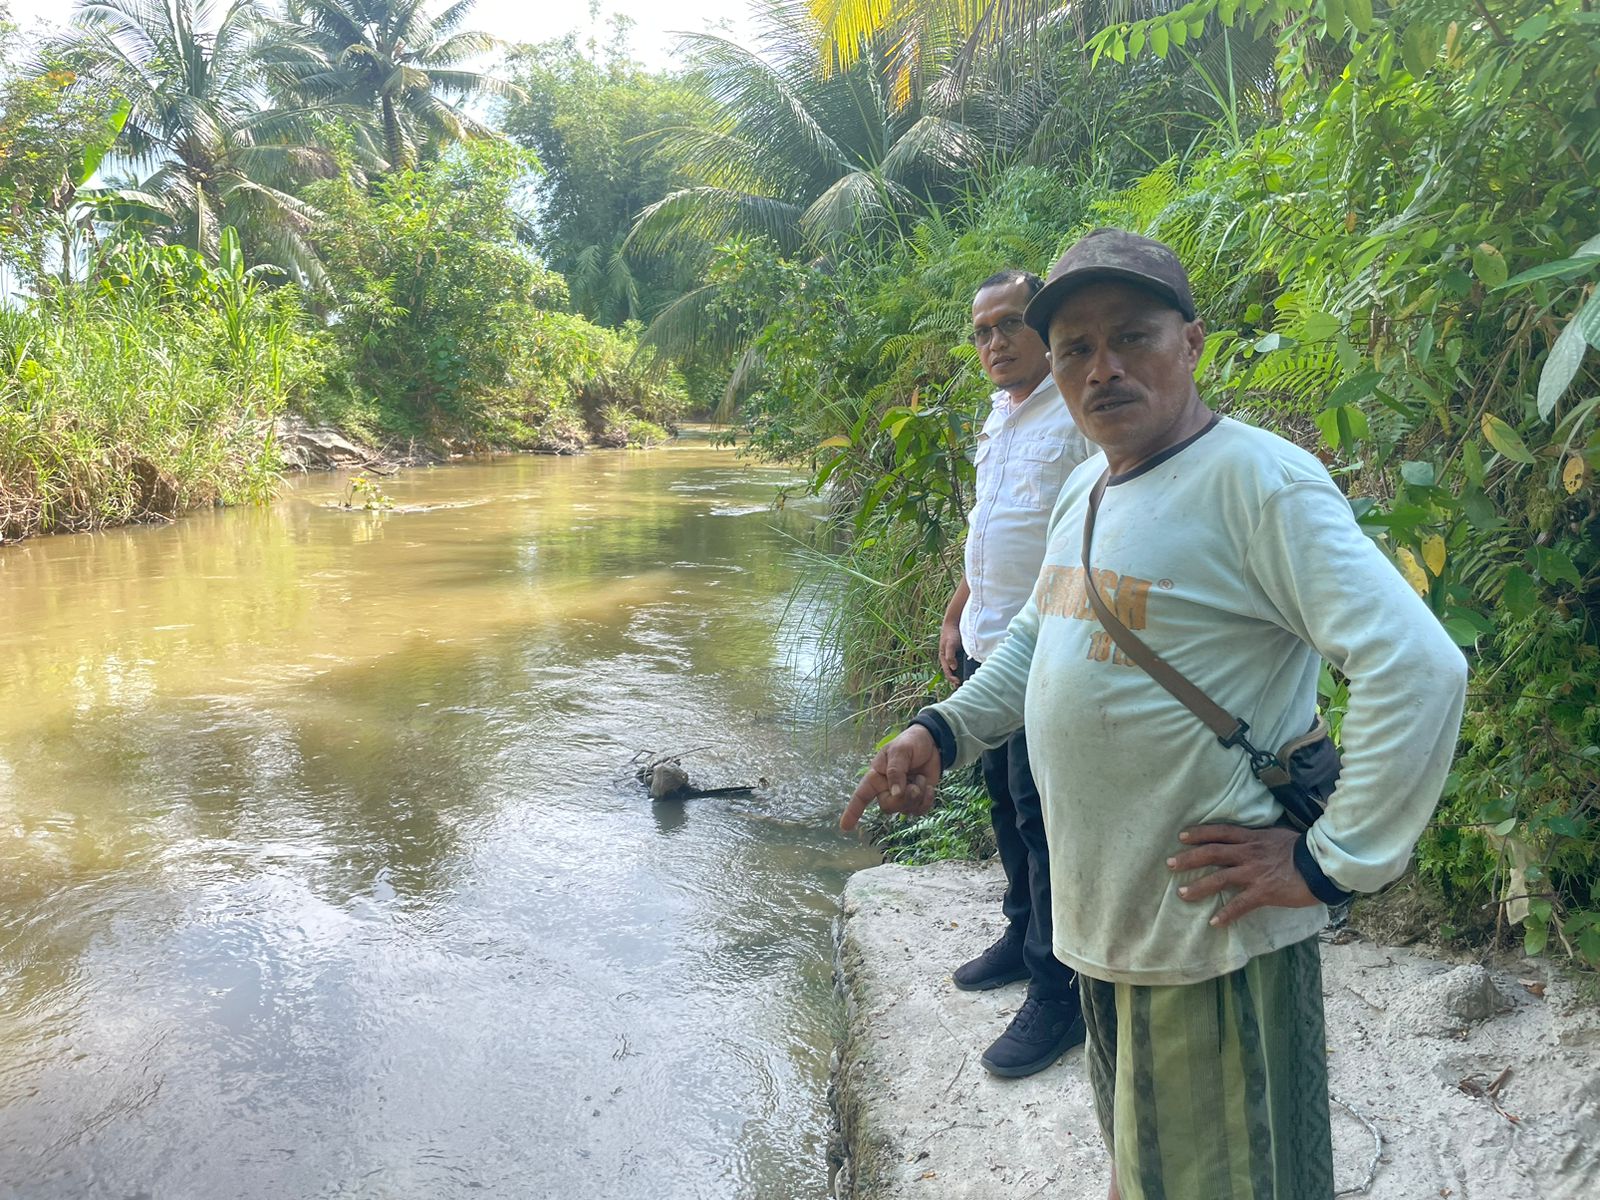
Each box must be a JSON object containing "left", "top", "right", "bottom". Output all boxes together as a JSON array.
[{"left": 1024, "top": 228, "right": 1196, "bottom": 340}]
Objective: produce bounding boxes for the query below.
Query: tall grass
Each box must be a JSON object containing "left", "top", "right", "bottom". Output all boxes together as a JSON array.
[{"left": 0, "top": 280, "right": 313, "bottom": 542}]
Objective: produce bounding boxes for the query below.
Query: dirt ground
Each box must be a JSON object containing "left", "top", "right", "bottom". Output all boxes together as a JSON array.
[{"left": 832, "top": 862, "right": 1600, "bottom": 1200}]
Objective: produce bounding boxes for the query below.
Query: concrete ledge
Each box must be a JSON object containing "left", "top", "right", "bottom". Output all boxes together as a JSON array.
[{"left": 832, "top": 862, "right": 1600, "bottom": 1200}]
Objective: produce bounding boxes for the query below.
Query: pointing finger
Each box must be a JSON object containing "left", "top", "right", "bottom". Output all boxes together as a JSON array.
[{"left": 841, "top": 787, "right": 875, "bottom": 831}]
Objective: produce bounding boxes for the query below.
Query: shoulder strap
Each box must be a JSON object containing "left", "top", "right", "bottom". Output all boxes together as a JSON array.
[{"left": 1080, "top": 469, "right": 1251, "bottom": 748}]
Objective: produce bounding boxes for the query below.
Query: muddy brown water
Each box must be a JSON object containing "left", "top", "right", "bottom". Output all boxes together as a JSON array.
[{"left": 0, "top": 440, "right": 882, "bottom": 1199}]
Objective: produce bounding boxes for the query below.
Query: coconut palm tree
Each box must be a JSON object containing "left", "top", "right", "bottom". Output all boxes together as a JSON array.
[
  {"left": 622, "top": 0, "right": 1003, "bottom": 399},
  {"left": 285, "top": 0, "right": 518, "bottom": 171},
  {"left": 58, "top": 0, "right": 340, "bottom": 284},
  {"left": 627, "top": 2, "right": 992, "bottom": 271}
]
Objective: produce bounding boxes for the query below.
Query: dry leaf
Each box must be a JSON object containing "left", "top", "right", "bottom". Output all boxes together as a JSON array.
[
  {"left": 1422, "top": 533, "right": 1447, "bottom": 576},
  {"left": 1395, "top": 547, "right": 1429, "bottom": 596},
  {"left": 1563, "top": 455, "right": 1588, "bottom": 494}
]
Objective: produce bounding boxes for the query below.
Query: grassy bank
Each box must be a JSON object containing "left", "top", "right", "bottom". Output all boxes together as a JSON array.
[
  {"left": 0, "top": 150, "right": 689, "bottom": 545},
  {"left": 0, "top": 255, "right": 300, "bottom": 542}
]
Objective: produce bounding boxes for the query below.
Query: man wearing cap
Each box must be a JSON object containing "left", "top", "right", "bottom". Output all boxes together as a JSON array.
[
  {"left": 843, "top": 229, "right": 1467, "bottom": 1197},
  {"left": 940, "top": 268, "right": 1094, "bottom": 1079}
]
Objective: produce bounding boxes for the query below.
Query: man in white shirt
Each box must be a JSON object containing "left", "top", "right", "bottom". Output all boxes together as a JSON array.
[
  {"left": 937, "top": 269, "right": 1094, "bottom": 1079},
  {"left": 845, "top": 230, "right": 1467, "bottom": 1198}
]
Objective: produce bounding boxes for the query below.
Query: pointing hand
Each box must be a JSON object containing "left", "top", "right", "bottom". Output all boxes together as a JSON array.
[{"left": 841, "top": 725, "right": 944, "bottom": 832}]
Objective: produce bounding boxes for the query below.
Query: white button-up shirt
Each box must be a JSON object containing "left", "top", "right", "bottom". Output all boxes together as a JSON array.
[{"left": 960, "top": 375, "right": 1093, "bottom": 662}]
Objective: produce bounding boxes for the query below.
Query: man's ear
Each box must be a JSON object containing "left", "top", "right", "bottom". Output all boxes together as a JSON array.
[{"left": 1183, "top": 318, "right": 1206, "bottom": 369}]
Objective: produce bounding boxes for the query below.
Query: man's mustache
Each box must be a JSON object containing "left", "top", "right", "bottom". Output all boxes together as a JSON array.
[{"left": 1084, "top": 384, "right": 1140, "bottom": 409}]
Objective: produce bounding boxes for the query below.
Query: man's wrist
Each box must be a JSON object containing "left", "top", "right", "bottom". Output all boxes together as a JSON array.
[
  {"left": 909, "top": 711, "right": 957, "bottom": 771},
  {"left": 1293, "top": 833, "right": 1353, "bottom": 905}
]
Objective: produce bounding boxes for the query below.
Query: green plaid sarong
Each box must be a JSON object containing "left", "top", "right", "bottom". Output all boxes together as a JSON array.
[{"left": 1079, "top": 935, "right": 1334, "bottom": 1200}]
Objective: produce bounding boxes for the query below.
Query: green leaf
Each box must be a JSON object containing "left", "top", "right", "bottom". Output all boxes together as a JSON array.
[
  {"left": 1324, "top": 0, "right": 1348, "bottom": 39},
  {"left": 1492, "top": 817, "right": 1519, "bottom": 837},
  {"left": 1576, "top": 291, "right": 1600, "bottom": 351},
  {"left": 1346, "top": 0, "right": 1373, "bottom": 33},
  {"left": 1447, "top": 607, "right": 1496, "bottom": 637},
  {"left": 1530, "top": 547, "right": 1581, "bottom": 587},
  {"left": 1415, "top": 320, "right": 1436, "bottom": 368},
  {"left": 1400, "top": 460, "right": 1436, "bottom": 487},
  {"left": 1472, "top": 243, "right": 1509, "bottom": 290},
  {"left": 1460, "top": 489, "right": 1501, "bottom": 530},
  {"left": 1441, "top": 618, "right": 1479, "bottom": 646},
  {"left": 1481, "top": 413, "right": 1536, "bottom": 464},
  {"left": 1314, "top": 408, "right": 1340, "bottom": 449},
  {"left": 1303, "top": 310, "right": 1339, "bottom": 343},
  {"left": 1342, "top": 404, "right": 1369, "bottom": 443},
  {"left": 1512, "top": 11, "right": 1552, "bottom": 41},
  {"left": 1461, "top": 440, "right": 1485, "bottom": 487},
  {"left": 1324, "top": 370, "right": 1383, "bottom": 410},
  {"left": 1524, "top": 919, "right": 1548, "bottom": 957},
  {"left": 1501, "top": 566, "right": 1538, "bottom": 618},
  {"left": 1498, "top": 254, "right": 1600, "bottom": 289},
  {"left": 1152, "top": 23, "right": 1170, "bottom": 57},
  {"left": 219, "top": 226, "right": 244, "bottom": 276},
  {"left": 1401, "top": 22, "right": 1439, "bottom": 76},
  {"left": 1538, "top": 317, "right": 1588, "bottom": 420},
  {"left": 72, "top": 99, "right": 132, "bottom": 188},
  {"left": 1580, "top": 927, "right": 1600, "bottom": 967}
]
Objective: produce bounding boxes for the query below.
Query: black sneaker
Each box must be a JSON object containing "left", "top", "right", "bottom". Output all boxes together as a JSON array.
[
  {"left": 952, "top": 933, "right": 1028, "bottom": 992},
  {"left": 979, "top": 994, "right": 1086, "bottom": 1078}
]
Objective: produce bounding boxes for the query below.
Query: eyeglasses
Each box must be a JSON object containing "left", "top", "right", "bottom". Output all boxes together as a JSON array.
[{"left": 969, "top": 315, "right": 1027, "bottom": 347}]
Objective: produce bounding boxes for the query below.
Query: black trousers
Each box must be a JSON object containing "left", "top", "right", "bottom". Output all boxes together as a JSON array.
[{"left": 965, "top": 654, "right": 1077, "bottom": 1001}]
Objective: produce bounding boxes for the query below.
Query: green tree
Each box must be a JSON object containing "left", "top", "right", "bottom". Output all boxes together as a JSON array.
[
  {"left": 627, "top": 5, "right": 988, "bottom": 269},
  {"left": 302, "top": 139, "right": 564, "bottom": 430},
  {"left": 286, "top": 0, "right": 518, "bottom": 171},
  {"left": 55, "top": 0, "right": 338, "bottom": 282},
  {"left": 501, "top": 29, "right": 704, "bottom": 326},
  {"left": 0, "top": 25, "right": 138, "bottom": 286},
  {"left": 622, "top": 0, "right": 1011, "bottom": 382}
]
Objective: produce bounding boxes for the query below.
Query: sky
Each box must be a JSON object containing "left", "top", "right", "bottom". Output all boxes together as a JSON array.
[{"left": 6, "top": 0, "right": 756, "bottom": 70}]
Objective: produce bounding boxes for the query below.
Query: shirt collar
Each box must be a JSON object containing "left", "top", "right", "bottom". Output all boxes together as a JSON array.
[{"left": 990, "top": 373, "right": 1057, "bottom": 415}]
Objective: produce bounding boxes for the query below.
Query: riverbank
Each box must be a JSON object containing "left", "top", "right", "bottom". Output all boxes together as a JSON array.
[
  {"left": 0, "top": 410, "right": 685, "bottom": 546},
  {"left": 833, "top": 862, "right": 1600, "bottom": 1200}
]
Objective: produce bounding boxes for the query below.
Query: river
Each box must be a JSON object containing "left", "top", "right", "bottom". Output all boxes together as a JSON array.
[{"left": 0, "top": 439, "right": 881, "bottom": 1199}]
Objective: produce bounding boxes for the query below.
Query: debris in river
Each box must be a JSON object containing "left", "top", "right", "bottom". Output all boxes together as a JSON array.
[{"left": 631, "top": 750, "right": 766, "bottom": 802}]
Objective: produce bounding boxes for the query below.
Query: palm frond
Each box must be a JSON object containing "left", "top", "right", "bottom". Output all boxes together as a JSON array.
[{"left": 627, "top": 187, "right": 806, "bottom": 260}]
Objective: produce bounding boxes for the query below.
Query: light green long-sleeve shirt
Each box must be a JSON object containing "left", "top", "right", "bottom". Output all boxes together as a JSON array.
[{"left": 928, "top": 416, "right": 1467, "bottom": 986}]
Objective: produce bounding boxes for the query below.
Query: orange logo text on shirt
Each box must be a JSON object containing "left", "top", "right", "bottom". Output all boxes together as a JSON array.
[{"left": 1035, "top": 565, "right": 1155, "bottom": 667}]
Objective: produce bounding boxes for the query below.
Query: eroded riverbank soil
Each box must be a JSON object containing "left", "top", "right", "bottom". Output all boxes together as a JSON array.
[{"left": 833, "top": 862, "right": 1600, "bottom": 1200}]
